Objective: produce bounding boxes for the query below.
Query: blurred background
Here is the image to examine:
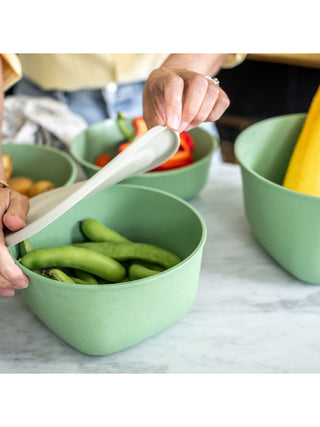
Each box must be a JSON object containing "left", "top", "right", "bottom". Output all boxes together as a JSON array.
[
  {"left": 215, "top": 53, "right": 320, "bottom": 163},
  {"left": 5, "top": 53, "right": 320, "bottom": 164}
]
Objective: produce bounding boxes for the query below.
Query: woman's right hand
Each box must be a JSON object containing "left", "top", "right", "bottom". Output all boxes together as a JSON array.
[
  {"left": 143, "top": 66, "right": 230, "bottom": 132},
  {"left": 0, "top": 186, "right": 30, "bottom": 296}
]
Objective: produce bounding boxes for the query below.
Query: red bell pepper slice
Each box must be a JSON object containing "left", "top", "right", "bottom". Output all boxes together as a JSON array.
[
  {"left": 180, "top": 131, "right": 195, "bottom": 152},
  {"left": 151, "top": 135, "right": 193, "bottom": 172},
  {"left": 95, "top": 154, "right": 113, "bottom": 167},
  {"left": 117, "top": 120, "right": 195, "bottom": 171},
  {"left": 151, "top": 152, "right": 193, "bottom": 171},
  {"left": 133, "top": 117, "right": 148, "bottom": 137},
  {"left": 117, "top": 141, "right": 132, "bottom": 153}
]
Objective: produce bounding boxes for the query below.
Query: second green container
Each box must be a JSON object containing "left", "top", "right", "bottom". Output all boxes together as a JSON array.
[
  {"left": 235, "top": 113, "right": 320, "bottom": 284},
  {"left": 70, "top": 118, "right": 218, "bottom": 199}
]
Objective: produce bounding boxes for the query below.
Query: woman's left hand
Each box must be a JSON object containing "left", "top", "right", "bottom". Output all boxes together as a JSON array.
[{"left": 0, "top": 186, "right": 30, "bottom": 296}]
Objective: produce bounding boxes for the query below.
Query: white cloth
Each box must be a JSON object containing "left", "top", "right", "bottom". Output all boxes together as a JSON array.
[{"left": 2, "top": 96, "right": 88, "bottom": 150}]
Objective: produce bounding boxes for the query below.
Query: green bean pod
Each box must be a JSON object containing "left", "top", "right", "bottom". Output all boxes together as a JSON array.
[
  {"left": 43, "top": 268, "right": 76, "bottom": 284},
  {"left": 133, "top": 261, "right": 165, "bottom": 272},
  {"left": 117, "top": 112, "right": 134, "bottom": 141},
  {"left": 74, "top": 242, "right": 181, "bottom": 269},
  {"left": 80, "top": 218, "right": 130, "bottom": 243},
  {"left": 21, "top": 246, "right": 126, "bottom": 282},
  {"left": 128, "top": 263, "right": 161, "bottom": 280},
  {"left": 19, "top": 239, "right": 34, "bottom": 257},
  {"left": 119, "top": 276, "right": 131, "bottom": 283},
  {"left": 74, "top": 269, "right": 99, "bottom": 284},
  {"left": 70, "top": 276, "right": 96, "bottom": 285}
]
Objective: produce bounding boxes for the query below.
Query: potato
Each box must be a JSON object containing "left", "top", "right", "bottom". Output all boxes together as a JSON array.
[
  {"left": 8, "top": 176, "right": 56, "bottom": 198},
  {"left": 28, "top": 180, "right": 55, "bottom": 198},
  {"left": 2, "top": 154, "right": 13, "bottom": 181},
  {"left": 8, "top": 177, "right": 34, "bottom": 197}
]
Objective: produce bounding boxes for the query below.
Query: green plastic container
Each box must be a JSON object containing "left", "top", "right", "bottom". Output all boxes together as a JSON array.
[
  {"left": 234, "top": 112, "right": 320, "bottom": 284},
  {"left": 70, "top": 118, "right": 218, "bottom": 199},
  {"left": 10, "top": 184, "right": 207, "bottom": 355},
  {"left": 2, "top": 144, "right": 77, "bottom": 187}
]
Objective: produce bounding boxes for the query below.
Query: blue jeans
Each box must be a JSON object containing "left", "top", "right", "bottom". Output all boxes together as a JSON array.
[
  {"left": 13, "top": 76, "right": 219, "bottom": 140},
  {"left": 14, "top": 77, "right": 145, "bottom": 126}
]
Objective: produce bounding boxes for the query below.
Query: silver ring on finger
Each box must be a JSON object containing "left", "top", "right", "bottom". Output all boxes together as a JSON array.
[
  {"left": 0, "top": 179, "right": 10, "bottom": 189},
  {"left": 205, "top": 76, "right": 220, "bottom": 87}
]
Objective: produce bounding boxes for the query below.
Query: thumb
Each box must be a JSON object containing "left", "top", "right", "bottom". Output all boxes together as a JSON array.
[{"left": 3, "top": 191, "right": 30, "bottom": 232}]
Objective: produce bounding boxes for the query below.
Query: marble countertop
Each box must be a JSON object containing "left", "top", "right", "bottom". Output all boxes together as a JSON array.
[{"left": 1, "top": 161, "right": 320, "bottom": 374}]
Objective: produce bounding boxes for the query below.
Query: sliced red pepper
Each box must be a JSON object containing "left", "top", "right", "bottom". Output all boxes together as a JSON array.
[
  {"left": 179, "top": 134, "right": 192, "bottom": 152},
  {"left": 151, "top": 153, "right": 193, "bottom": 171},
  {"left": 117, "top": 117, "right": 147, "bottom": 152},
  {"left": 151, "top": 135, "right": 193, "bottom": 172},
  {"left": 117, "top": 121, "right": 195, "bottom": 172},
  {"left": 180, "top": 131, "right": 195, "bottom": 152},
  {"left": 95, "top": 154, "right": 113, "bottom": 167},
  {"left": 117, "top": 141, "right": 132, "bottom": 154},
  {"left": 133, "top": 117, "right": 148, "bottom": 137}
]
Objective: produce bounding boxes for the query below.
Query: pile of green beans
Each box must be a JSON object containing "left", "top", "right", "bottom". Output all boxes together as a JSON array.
[{"left": 19, "top": 218, "right": 181, "bottom": 285}]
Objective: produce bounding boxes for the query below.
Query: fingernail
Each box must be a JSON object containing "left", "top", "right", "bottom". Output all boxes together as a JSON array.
[
  {"left": 178, "top": 121, "right": 189, "bottom": 132},
  {"left": 0, "top": 289, "right": 15, "bottom": 297},
  {"left": 15, "top": 279, "right": 29, "bottom": 289},
  {"left": 167, "top": 115, "right": 180, "bottom": 131}
]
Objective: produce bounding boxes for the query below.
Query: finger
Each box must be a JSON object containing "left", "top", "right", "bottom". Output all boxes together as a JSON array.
[
  {"left": 206, "top": 88, "right": 230, "bottom": 122},
  {"left": 143, "top": 68, "right": 184, "bottom": 130},
  {"left": 0, "top": 243, "right": 29, "bottom": 290},
  {"left": 0, "top": 288, "right": 15, "bottom": 297},
  {"left": 0, "top": 192, "right": 29, "bottom": 289},
  {"left": 187, "top": 80, "right": 220, "bottom": 129},
  {"left": 3, "top": 191, "right": 30, "bottom": 231},
  {"left": 0, "top": 273, "right": 16, "bottom": 290},
  {"left": 162, "top": 72, "right": 184, "bottom": 130},
  {"left": 179, "top": 74, "right": 209, "bottom": 132},
  {"left": 143, "top": 70, "right": 167, "bottom": 129}
]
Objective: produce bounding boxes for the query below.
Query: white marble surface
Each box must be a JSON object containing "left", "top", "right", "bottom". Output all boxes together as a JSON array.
[{"left": 1, "top": 162, "right": 320, "bottom": 373}]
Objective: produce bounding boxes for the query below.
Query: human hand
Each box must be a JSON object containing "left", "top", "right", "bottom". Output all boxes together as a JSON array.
[
  {"left": 0, "top": 185, "right": 30, "bottom": 296},
  {"left": 143, "top": 67, "right": 230, "bottom": 132}
]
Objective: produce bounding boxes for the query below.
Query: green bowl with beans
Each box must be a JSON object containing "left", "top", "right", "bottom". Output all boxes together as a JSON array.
[
  {"left": 10, "top": 184, "right": 206, "bottom": 356},
  {"left": 70, "top": 117, "right": 218, "bottom": 200}
]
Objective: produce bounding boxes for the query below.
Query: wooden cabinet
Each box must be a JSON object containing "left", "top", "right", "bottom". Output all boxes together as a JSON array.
[
  {"left": 247, "top": 54, "right": 320, "bottom": 69},
  {"left": 216, "top": 54, "right": 320, "bottom": 163}
]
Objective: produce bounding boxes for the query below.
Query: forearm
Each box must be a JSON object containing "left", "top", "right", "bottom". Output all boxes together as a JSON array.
[{"left": 160, "top": 53, "right": 227, "bottom": 76}]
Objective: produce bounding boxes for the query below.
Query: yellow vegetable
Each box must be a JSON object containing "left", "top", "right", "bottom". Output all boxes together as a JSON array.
[
  {"left": 1, "top": 154, "right": 13, "bottom": 181},
  {"left": 283, "top": 85, "right": 320, "bottom": 196}
]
